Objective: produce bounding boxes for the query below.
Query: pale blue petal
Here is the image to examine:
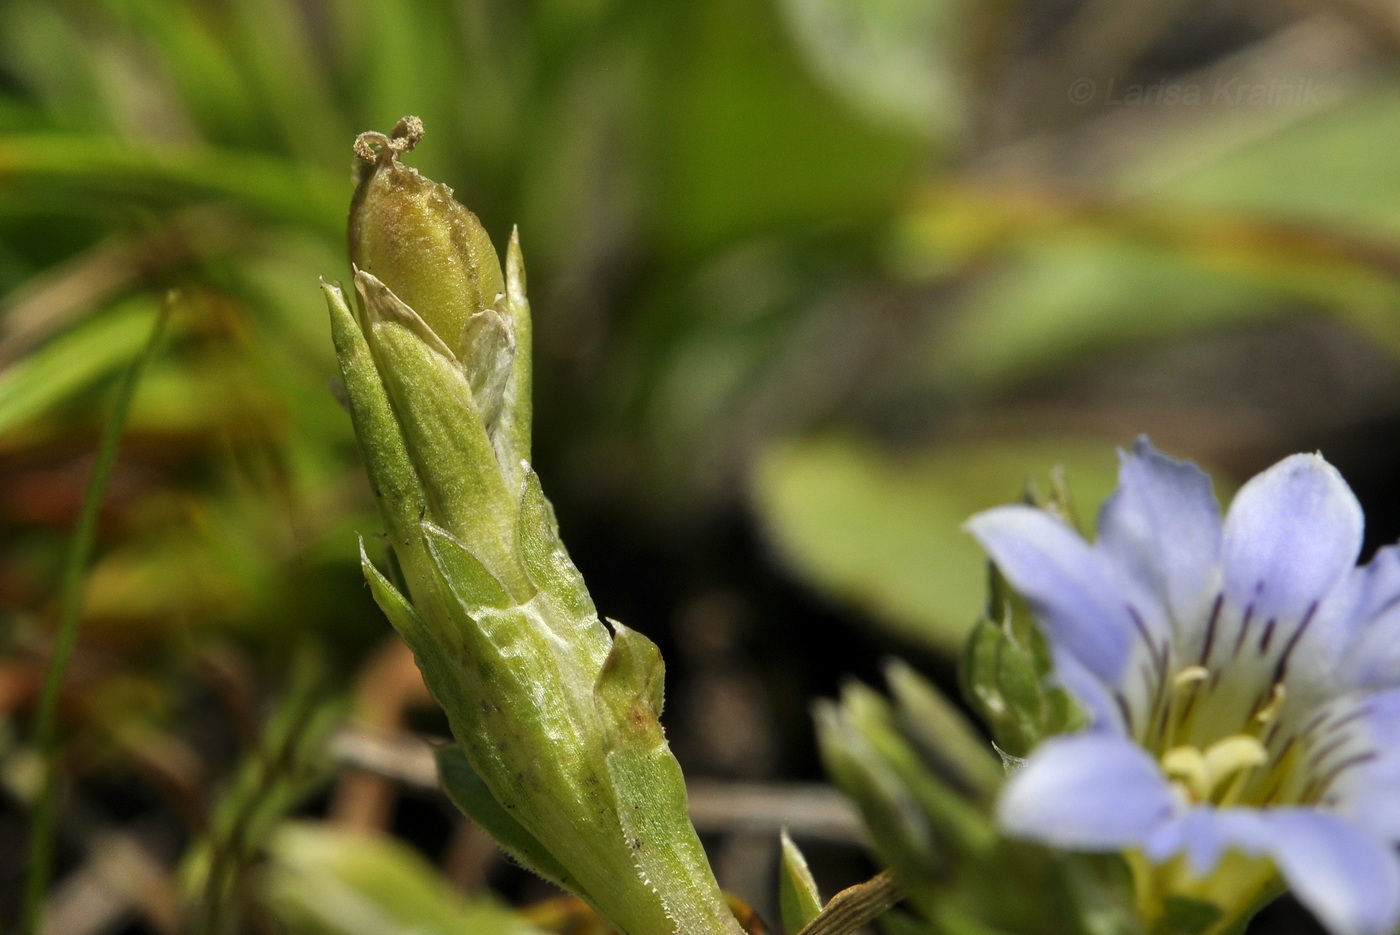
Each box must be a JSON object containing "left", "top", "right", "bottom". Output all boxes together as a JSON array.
[
  {"left": 1051, "top": 648, "right": 1132, "bottom": 734},
  {"left": 1145, "top": 806, "right": 1400, "bottom": 935},
  {"left": 1331, "top": 548, "right": 1400, "bottom": 690},
  {"left": 968, "top": 506, "right": 1137, "bottom": 686},
  {"left": 1320, "top": 689, "right": 1400, "bottom": 839},
  {"left": 1143, "top": 809, "right": 1269, "bottom": 875},
  {"left": 1097, "top": 437, "right": 1221, "bottom": 630},
  {"left": 1259, "top": 811, "right": 1400, "bottom": 935},
  {"left": 997, "top": 732, "right": 1178, "bottom": 849},
  {"left": 1221, "top": 454, "right": 1362, "bottom": 625}
]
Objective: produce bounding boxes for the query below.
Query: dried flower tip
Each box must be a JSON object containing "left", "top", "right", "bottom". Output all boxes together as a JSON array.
[{"left": 353, "top": 115, "right": 425, "bottom": 166}]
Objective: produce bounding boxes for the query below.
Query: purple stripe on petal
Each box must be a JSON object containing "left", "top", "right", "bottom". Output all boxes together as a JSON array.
[
  {"left": 997, "top": 732, "right": 1178, "bottom": 850},
  {"left": 1221, "top": 454, "right": 1362, "bottom": 628}
]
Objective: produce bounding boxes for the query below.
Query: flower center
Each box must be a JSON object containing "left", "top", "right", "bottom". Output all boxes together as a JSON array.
[
  {"left": 1139, "top": 660, "right": 1302, "bottom": 807},
  {"left": 1132, "top": 651, "right": 1381, "bottom": 814}
]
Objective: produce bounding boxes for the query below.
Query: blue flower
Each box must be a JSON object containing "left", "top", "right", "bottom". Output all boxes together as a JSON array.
[{"left": 968, "top": 438, "right": 1400, "bottom": 935}]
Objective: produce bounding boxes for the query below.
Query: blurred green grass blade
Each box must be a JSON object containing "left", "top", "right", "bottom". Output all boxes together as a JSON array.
[
  {"left": 228, "top": 0, "right": 347, "bottom": 163},
  {"left": 0, "top": 1, "right": 108, "bottom": 129},
  {"left": 0, "top": 134, "right": 344, "bottom": 235},
  {"left": 776, "top": 0, "right": 968, "bottom": 140},
  {"left": 751, "top": 434, "right": 1120, "bottom": 653},
  {"left": 20, "top": 299, "right": 168, "bottom": 935},
  {"left": 332, "top": 0, "right": 475, "bottom": 181},
  {"left": 187, "top": 649, "right": 342, "bottom": 935},
  {"left": 0, "top": 298, "right": 158, "bottom": 438},
  {"left": 264, "top": 821, "right": 547, "bottom": 935},
  {"left": 657, "top": 0, "right": 920, "bottom": 249},
  {"left": 97, "top": 0, "right": 267, "bottom": 144}
]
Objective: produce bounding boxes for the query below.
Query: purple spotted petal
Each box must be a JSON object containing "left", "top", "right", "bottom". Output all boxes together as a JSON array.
[
  {"left": 1221, "top": 454, "right": 1362, "bottom": 626},
  {"left": 998, "top": 732, "right": 1178, "bottom": 849},
  {"left": 967, "top": 506, "right": 1138, "bottom": 687},
  {"left": 1097, "top": 437, "right": 1221, "bottom": 629}
]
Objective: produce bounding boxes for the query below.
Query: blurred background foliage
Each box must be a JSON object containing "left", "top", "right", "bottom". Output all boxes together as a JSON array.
[{"left": 5, "top": 0, "right": 1400, "bottom": 931}]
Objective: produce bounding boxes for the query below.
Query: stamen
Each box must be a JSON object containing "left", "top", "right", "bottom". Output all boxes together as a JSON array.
[
  {"left": 1159, "top": 666, "right": 1209, "bottom": 750},
  {"left": 1172, "top": 666, "right": 1209, "bottom": 690},
  {"left": 1253, "top": 683, "right": 1286, "bottom": 728},
  {"left": 1203, "top": 735, "right": 1267, "bottom": 782},
  {"left": 1159, "top": 735, "right": 1268, "bottom": 805},
  {"left": 1162, "top": 746, "right": 1209, "bottom": 801}
]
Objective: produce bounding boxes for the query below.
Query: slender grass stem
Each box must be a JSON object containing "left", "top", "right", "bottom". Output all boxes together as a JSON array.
[{"left": 19, "top": 300, "right": 169, "bottom": 935}]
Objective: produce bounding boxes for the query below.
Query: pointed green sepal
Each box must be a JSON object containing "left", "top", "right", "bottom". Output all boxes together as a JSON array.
[
  {"left": 518, "top": 470, "right": 597, "bottom": 623},
  {"left": 779, "top": 830, "right": 823, "bottom": 935},
  {"left": 328, "top": 282, "right": 433, "bottom": 583},
  {"left": 419, "top": 522, "right": 512, "bottom": 611},
  {"left": 885, "top": 661, "right": 1001, "bottom": 801},
  {"left": 434, "top": 745, "right": 575, "bottom": 891},
  {"left": 814, "top": 699, "right": 942, "bottom": 888},
  {"left": 357, "top": 270, "right": 523, "bottom": 592},
  {"left": 837, "top": 685, "right": 994, "bottom": 858},
  {"left": 496, "top": 227, "right": 533, "bottom": 475},
  {"left": 594, "top": 623, "right": 747, "bottom": 935}
]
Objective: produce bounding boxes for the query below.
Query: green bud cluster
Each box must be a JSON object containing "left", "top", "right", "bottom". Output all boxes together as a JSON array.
[
  {"left": 816, "top": 664, "right": 1136, "bottom": 935},
  {"left": 960, "top": 568, "right": 1084, "bottom": 760},
  {"left": 325, "top": 118, "right": 742, "bottom": 935},
  {"left": 961, "top": 481, "right": 1087, "bottom": 759}
]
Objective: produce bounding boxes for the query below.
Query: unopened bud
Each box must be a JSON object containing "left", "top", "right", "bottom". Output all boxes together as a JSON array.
[{"left": 349, "top": 115, "right": 505, "bottom": 359}]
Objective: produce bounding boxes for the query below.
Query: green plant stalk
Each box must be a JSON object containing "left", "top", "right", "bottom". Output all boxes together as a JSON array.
[
  {"left": 333, "top": 119, "right": 743, "bottom": 935},
  {"left": 20, "top": 302, "right": 169, "bottom": 935}
]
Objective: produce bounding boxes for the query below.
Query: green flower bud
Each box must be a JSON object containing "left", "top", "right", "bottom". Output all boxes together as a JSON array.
[
  {"left": 959, "top": 568, "right": 1084, "bottom": 758},
  {"left": 818, "top": 672, "right": 1137, "bottom": 935},
  {"left": 327, "top": 120, "right": 741, "bottom": 935},
  {"left": 349, "top": 116, "right": 505, "bottom": 362}
]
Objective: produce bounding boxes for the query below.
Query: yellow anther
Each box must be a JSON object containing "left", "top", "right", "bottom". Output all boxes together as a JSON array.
[
  {"left": 1203, "top": 734, "right": 1268, "bottom": 806},
  {"left": 1162, "top": 746, "right": 1209, "bottom": 800},
  {"left": 1172, "top": 666, "right": 1209, "bottom": 691},
  {"left": 1254, "top": 683, "right": 1286, "bottom": 726},
  {"left": 1161, "top": 736, "right": 1268, "bottom": 805}
]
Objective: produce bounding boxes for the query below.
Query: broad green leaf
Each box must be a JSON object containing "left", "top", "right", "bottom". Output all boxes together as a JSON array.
[
  {"left": 920, "top": 238, "right": 1283, "bottom": 392},
  {"left": 656, "top": 0, "right": 919, "bottom": 250},
  {"left": 752, "top": 434, "right": 1120, "bottom": 652},
  {"left": 1139, "top": 85, "right": 1400, "bottom": 239}
]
